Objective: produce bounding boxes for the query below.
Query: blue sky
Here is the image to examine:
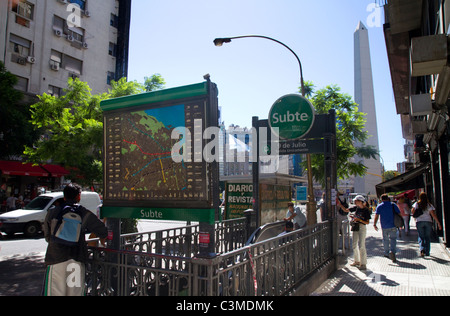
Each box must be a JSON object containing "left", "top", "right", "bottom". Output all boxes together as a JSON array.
[{"left": 127, "top": 0, "right": 404, "bottom": 171}]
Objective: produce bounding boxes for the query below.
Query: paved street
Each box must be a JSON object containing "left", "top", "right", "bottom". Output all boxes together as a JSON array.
[{"left": 312, "top": 220, "right": 450, "bottom": 296}]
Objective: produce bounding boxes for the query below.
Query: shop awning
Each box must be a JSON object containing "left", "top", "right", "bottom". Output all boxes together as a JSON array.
[
  {"left": 0, "top": 161, "right": 49, "bottom": 177},
  {"left": 376, "top": 164, "right": 429, "bottom": 197},
  {"left": 394, "top": 190, "right": 416, "bottom": 200},
  {"left": 40, "top": 164, "right": 70, "bottom": 177}
]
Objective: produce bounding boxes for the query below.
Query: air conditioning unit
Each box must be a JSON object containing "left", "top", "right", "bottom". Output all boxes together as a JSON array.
[
  {"left": 82, "top": 42, "right": 88, "bottom": 49},
  {"left": 66, "top": 35, "right": 74, "bottom": 42},
  {"left": 17, "top": 57, "right": 27, "bottom": 65},
  {"left": 54, "top": 29, "right": 63, "bottom": 37},
  {"left": 27, "top": 56, "right": 36, "bottom": 64},
  {"left": 50, "top": 63, "right": 60, "bottom": 71},
  {"left": 69, "top": 72, "right": 80, "bottom": 79}
]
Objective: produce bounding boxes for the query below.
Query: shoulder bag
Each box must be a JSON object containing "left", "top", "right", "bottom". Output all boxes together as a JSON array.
[{"left": 393, "top": 205, "right": 404, "bottom": 229}]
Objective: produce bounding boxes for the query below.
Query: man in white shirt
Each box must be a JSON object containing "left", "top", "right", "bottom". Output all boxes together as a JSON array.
[
  {"left": 284, "top": 202, "right": 307, "bottom": 230},
  {"left": 6, "top": 194, "right": 17, "bottom": 212}
]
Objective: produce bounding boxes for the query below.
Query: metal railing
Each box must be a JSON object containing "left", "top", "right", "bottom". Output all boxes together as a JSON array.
[
  {"left": 85, "top": 220, "right": 333, "bottom": 296},
  {"left": 117, "top": 218, "right": 247, "bottom": 257},
  {"left": 195, "top": 221, "right": 333, "bottom": 296}
]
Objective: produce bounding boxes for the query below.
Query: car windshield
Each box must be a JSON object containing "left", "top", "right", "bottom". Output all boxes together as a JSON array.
[{"left": 23, "top": 196, "right": 53, "bottom": 210}]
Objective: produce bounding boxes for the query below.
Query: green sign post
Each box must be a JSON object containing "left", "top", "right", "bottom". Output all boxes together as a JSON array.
[{"left": 268, "top": 94, "right": 315, "bottom": 140}]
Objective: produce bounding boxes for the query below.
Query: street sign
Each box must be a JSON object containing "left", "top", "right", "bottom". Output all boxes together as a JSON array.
[
  {"left": 296, "top": 186, "right": 307, "bottom": 201},
  {"left": 268, "top": 94, "right": 315, "bottom": 140},
  {"left": 279, "top": 138, "right": 325, "bottom": 155},
  {"left": 225, "top": 183, "right": 253, "bottom": 219}
]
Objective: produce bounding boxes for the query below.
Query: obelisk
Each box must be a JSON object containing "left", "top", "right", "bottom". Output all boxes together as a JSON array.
[{"left": 353, "top": 21, "right": 383, "bottom": 196}]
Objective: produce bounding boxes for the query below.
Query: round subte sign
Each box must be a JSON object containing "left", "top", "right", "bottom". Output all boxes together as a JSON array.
[{"left": 269, "top": 94, "right": 315, "bottom": 140}]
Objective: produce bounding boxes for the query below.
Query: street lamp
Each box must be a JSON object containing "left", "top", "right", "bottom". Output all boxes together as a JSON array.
[
  {"left": 214, "top": 35, "right": 317, "bottom": 225},
  {"left": 213, "top": 36, "right": 305, "bottom": 96}
]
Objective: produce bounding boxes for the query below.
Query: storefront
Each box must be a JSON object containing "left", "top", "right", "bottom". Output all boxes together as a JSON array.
[{"left": 0, "top": 161, "right": 69, "bottom": 212}]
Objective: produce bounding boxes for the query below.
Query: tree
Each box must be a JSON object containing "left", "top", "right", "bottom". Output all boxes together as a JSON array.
[
  {"left": 24, "top": 75, "right": 165, "bottom": 186},
  {"left": 24, "top": 78, "right": 104, "bottom": 185},
  {"left": 144, "top": 74, "right": 166, "bottom": 92},
  {"left": 301, "top": 84, "right": 379, "bottom": 185},
  {"left": 0, "top": 61, "right": 40, "bottom": 159},
  {"left": 383, "top": 170, "right": 398, "bottom": 181}
]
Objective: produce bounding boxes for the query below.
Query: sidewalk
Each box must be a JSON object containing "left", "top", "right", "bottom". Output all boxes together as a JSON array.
[{"left": 312, "top": 220, "right": 450, "bottom": 296}]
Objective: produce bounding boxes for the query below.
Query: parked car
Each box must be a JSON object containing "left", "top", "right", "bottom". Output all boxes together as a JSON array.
[{"left": 0, "top": 191, "right": 101, "bottom": 238}]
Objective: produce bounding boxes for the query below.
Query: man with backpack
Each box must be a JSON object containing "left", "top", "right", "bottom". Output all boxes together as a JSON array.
[
  {"left": 373, "top": 194, "right": 402, "bottom": 263},
  {"left": 43, "top": 183, "right": 108, "bottom": 296}
]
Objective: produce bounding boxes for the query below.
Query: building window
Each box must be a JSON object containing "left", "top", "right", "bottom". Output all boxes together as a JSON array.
[
  {"left": 49, "top": 50, "right": 82, "bottom": 74},
  {"left": 50, "top": 50, "right": 62, "bottom": 70},
  {"left": 107, "top": 71, "right": 115, "bottom": 85},
  {"left": 53, "top": 15, "right": 85, "bottom": 45},
  {"left": 13, "top": 75, "right": 28, "bottom": 92},
  {"left": 9, "top": 34, "right": 31, "bottom": 56},
  {"left": 109, "top": 42, "right": 117, "bottom": 57},
  {"left": 62, "top": 55, "right": 83, "bottom": 74},
  {"left": 48, "top": 85, "right": 63, "bottom": 97},
  {"left": 69, "top": 0, "right": 86, "bottom": 11},
  {"left": 110, "top": 13, "right": 119, "bottom": 28},
  {"left": 12, "top": 0, "right": 34, "bottom": 20}
]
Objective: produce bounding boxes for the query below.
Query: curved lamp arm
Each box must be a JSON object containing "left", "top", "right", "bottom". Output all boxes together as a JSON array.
[{"left": 214, "top": 35, "right": 305, "bottom": 96}]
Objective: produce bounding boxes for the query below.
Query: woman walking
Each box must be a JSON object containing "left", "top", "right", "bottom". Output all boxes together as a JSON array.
[
  {"left": 411, "top": 192, "right": 442, "bottom": 257},
  {"left": 338, "top": 195, "right": 372, "bottom": 270},
  {"left": 397, "top": 195, "right": 411, "bottom": 236}
]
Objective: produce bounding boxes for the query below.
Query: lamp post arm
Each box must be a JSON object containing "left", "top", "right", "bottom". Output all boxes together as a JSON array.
[{"left": 223, "top": 35, "right": 305, "bottom": 96}]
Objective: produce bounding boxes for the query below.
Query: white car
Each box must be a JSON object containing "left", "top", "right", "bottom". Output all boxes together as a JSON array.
[{"left": 0, "top": 191, "right": 101, "bottom": 238}]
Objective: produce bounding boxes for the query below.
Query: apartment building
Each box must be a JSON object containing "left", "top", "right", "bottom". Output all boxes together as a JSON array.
[
  {"left": 380, "top": 0, "right": 450, "bottom": 247},
  {"left": 0, "top": 0, "right": 131, "bottom": 97}
]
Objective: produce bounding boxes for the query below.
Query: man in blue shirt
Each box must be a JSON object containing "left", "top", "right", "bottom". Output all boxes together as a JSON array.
[{"left": 374, "top": 194, "right": 401, "bottom": 263}]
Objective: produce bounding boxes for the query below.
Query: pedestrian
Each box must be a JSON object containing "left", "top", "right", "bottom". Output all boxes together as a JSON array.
[
  {"left": 6, "top": 193, "right": 17, "bottom": 212},
  {"left": 43, "top": 183, "right": 108, "bottom": 296},
  {"left": 278, "top": 221, "right": 294, "bottom": 237},
  {"left": 318, "top": 192, "right": 326, "bottom": 222},
  {"left": 284, "top": 202, "right": 306, "bottom": 230},
  {"left": 397, "top": 194, "right": 411, "bottom": 236},
  {"left": 336, "top": 191, "right": 349, "bottom": 234},
  {"left": 373, "top": 194, "right": 401, "bottom": 263},
  {"left": 411, "top": 192, "right": 442, "bottom": 257},
  {"left": 337, "top": 195, "right": 372, "bottom": 270}
]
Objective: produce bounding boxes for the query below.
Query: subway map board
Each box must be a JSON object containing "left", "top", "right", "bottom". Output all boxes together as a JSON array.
[{"left": 100, "top": 82, "right": 219, "bottom": 223}]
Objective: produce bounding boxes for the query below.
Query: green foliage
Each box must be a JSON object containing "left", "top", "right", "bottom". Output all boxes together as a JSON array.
[
  {"left": 144, "top": 74, "right": 166, "bottom": 92},
  {"left": 383, "top": 170, "right": 398, "bottom": 181},
  {"left": 0, "top": 61, "right": 40, "bottom": 159},
  {"left": 24, "top": 78, "right": 104, "bottom": 185},
  {"left": 108, "top": 77, "right": 145, "bottom": 98},
  {"left": 302, "top": 84, "right": 379, "bottom": 185},
  {"left": 24, "top": 74, "right": 165, "bottom": 186}
]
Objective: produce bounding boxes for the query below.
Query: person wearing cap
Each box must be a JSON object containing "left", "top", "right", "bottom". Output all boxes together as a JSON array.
[{"left": 337, "top": 195, "right": 372, "bottom": 270}]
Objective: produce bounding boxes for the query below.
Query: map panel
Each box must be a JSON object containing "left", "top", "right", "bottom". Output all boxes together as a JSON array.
[{"left": 104, "top": 101, "right": 207, "bottom": 204}]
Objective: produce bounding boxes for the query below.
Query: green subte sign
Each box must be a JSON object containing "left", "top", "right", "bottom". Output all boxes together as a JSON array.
[{"left": 269, "top": 94, "right": 315, "bottom": 140}]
